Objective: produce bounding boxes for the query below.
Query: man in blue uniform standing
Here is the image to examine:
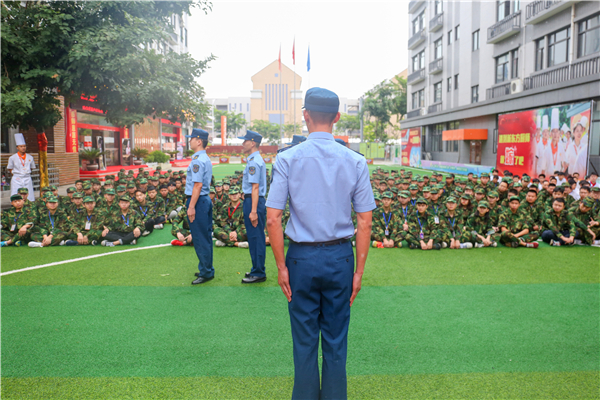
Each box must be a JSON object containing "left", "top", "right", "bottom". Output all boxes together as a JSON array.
[
  {"left": 239, "top": 130, "right": 268, "bottom": 284},
  {"left": 266, "top": 87, "right": 376, "bottom": 399},
  {"left": 185, "top": 128, "right": 215, "bottom": 285}
]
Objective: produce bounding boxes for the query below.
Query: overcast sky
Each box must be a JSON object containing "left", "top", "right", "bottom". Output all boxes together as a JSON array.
[{"left": 188, "top": 1, "right": 409, "bottom": 100}]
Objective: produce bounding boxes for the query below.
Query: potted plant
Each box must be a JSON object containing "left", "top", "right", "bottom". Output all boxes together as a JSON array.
[
  {"left": 131, "top": 148, "right": 149, "bottom": 165},
  {"left": 79, "top": 148, "right": 105, "bottom": 171},
  {"left": 184, "top": 149, "right": 194, "bottom": 158},
  {"left": 166, "top": 150, "right": 178, "bottom": 161}
]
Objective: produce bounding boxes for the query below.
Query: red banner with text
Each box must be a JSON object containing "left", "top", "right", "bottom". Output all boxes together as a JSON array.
[{"left": 400, "top": 127, "right": 422, "bottom": 168}]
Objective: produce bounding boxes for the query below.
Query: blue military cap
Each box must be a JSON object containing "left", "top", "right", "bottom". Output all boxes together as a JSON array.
[
  {"left": 291, "top": 135, "right": 306, "bottom": 145},
  {"left": 186, "top": 128, "right": 209, "bottom": 140},
  {"left": 303, "top": 87, "right": 339, "bottom": 113},
  {"left": 238, "top": 130, "right": 262, "bottom": 144},
  {"left": 335, "top": 138, "right": 347, "bottom": 146}
]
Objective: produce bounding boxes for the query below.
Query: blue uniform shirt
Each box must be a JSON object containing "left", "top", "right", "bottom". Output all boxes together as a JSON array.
[
  {"left": 266, "top": 131, "right": 376, "bottom": 242},
  {"left": 185, "top": 150, "right": 212, "bottom": 196},
  {"left": 242, "top": 150, "right": 267, "bottom": 196}
]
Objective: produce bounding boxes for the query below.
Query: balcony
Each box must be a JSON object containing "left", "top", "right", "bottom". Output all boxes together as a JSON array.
[
  {"left": 486, "top": 82, "right": 511, "bottom": 100},
  {"left": 487, "top": 11, "right": 521, "bottom": 44},
  {"left": 408, "top": 0, "right": 425, "bottom": 13},
  {"left": 407, "top": 108, "right": 424, "bottom": 119},
  {"left": 524, "top": 55, "right": 599, "bottom": 90},
  {"left": 407, "top": 68, "right": 426, "bottom": 85},
  {"left": 429, "top": 58, "right": 443, "bottom": 75},
  {"left": 408, "top": 28, "right": 427, "bottom": 50},
  {"left": 525, "top": 0, "right": 580, "bottom": 25},
  {"left": 429, "top": 13, "right": 443, "bottom": 32},
  {"left": 428, "top": 102, "right": 442, "bottom": 114}
]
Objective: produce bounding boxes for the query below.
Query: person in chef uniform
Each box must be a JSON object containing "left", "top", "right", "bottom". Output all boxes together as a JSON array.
[
  {"left": 544, "top": 108, "right": 564, "bottom": 175},
  {"left": 535, "top": 115, "right": 549, "bottom": 178},
  {"left": 566, "top": 116, "right": 589, "bottom": 178},
  {"left": 7, "top": 133, "right": 36, "bottom": 201}
]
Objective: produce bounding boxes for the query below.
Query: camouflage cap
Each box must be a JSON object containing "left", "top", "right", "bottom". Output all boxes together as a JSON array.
[
  {"left": 91, "top": 179, "right": 100, "bottom": 184},
  {"left": 560, "top": 182, "right": 570, "bottom": 188},
  {"left": 466, "top": 184, "right": 474, "bottom": 190},
  {"left": 455, "top": 187, "right": 464, "bottom": 194},
  {"left": 522, "top": 175, "right": 531, "bottom": 181},
  {"left": 103, "top": 188, "right": 115, "bottom": 195},
  {"left": 43, "top": 191, "right": 53, "bottom": 199},
  {"left": 128, "top": 170, "right": 135, "bottom": 175},
  {"left": 480, "top": 172, "right": 490, "bottom": 178},
  {"left": 49, "top": 185, "right": 58, "bottom": 191},
  {"left": 126, "top": 183, "right": 136, "bottom": 189},
  {"left": 104, "top": 180, "right": 114, "bottom": 186},
  {"left": 10, "top": 194, "right": 23, "bottom": 201},
  {"left": 513, "top": 182, "right": 522, "bottom": 188},
  {"left": 422, "top": 186, "right": 431, "bottom": 193},
  {"left": 73, "top": 192, "right": 84, "bottom": 199},
  {"left": 474, "top": 188, "right": 485, "bottom": 194},
  {"left": 373, "top": 192, "right": 382, "bottom": 200},
  {"left": 210, "top": 187, "right": 216, "bottom": 194},
  {"left": 399, "top": 191, "right": 411, "bottom": 199},
  {"left": 149, "top": 176, "right": 159, "bottom": 181},
  {"left": 138, "top": 167, "right": 144, "bottom": 171},
  {"left": 416, "top": 177, "right": 424, "bottom": 183},
  {"left": 67, "top": 187, "right": 77, "bottom": 193},
  {"left": 502, "top": 177, "right": 512, "bottom": 183},
  {"left": 82, "top": 182, "right": 92, "bottom": 190},
  {"left": 222, "top": 179, "right": 231, "bottom": 185},
  {"left": 119, "top": 195, "right": 131, "bottom": 202},
  {"left": 409, "top": 184, "right": 419, "bottom": 190},
  {"left": 117, "top": 185, "right": 126, "bottom": 191},
  {"left": 461, "top": 193, "right": 472, "bottom": 200},
  {"left": 17, "top": 187, "right": 29, "bottom": 193},
  {"left": 445, "top": 196, "right": 457, "bottom": 203},
  {"left": 214, "top": 180, "right": 223, "bottom": 187},
  {"left": 509, "top": 195, "right": 521, "bottom": 202},
  {"left": 591, "top": 187, "right": 600, "bottom": 192},
  {"left": 83, "top": 195, "right": 95, "bottom": 203},
  {"left": 156, "top": 166, "right": 162, "bottom": 170},
  {"left": 390, "top": 187, "right": 399, "bottom": 194},
  {"left": 41, "top": 186, "right": 51, "bottom": 192},
  {"left": 139, "top": 178, "right": 148, "bottom": 184},
  {"left": 487, "top": 191, "right": 499, "bottom": 198},
  {"left": 46, "top": 195, "right": 58, "bottom": 203},
  {"left": 477, "top": 201, "right": 490, "bottom": 209},
  {"left": 167, "top": 169, "right": 172, "bottom": 173},
  {"left": 228, "top": 187, "right": 241, "bottom": 195},
  {"left": 120, "top": 168, "right": 126, "bottom": 173},
  {"left": 583, "top": 197, "right": 595, "bottom": 207},
  {"left": 382, "top": 191, "right": 393, "bottom": 199},
  {"left": 415, "top": 197, "right": 428, "bottom": 204}
]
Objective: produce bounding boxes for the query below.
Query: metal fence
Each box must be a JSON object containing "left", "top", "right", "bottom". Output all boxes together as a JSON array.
[{"left": 1, "top": 164, "right": 60, "bottom": 192}]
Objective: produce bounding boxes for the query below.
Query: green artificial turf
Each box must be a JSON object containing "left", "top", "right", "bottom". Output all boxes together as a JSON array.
[
  {"left": 3, "top": 284, "right": 597, "bottom": 378},
  {"left": 2, "top": 225, "right": 598, "bottom": 286},
  {"left": 4, "top": 371, "right": 599, "bottom": 399}
]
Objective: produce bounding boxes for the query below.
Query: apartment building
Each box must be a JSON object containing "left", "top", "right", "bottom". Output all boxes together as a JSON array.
[{"left": 404, "top": 0, "right": 599, "bottom": 176}]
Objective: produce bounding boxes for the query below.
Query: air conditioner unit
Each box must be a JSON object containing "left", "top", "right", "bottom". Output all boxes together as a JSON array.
[{"left": 511, "top": 78, "right": 523, "bottom": 94}]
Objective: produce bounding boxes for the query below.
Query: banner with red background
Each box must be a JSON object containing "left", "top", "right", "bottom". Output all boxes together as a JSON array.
[{"left": 400, "top": 127, "right": 422, "bottom": 168}]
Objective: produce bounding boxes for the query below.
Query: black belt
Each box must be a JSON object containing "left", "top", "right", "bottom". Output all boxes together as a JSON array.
[
  {"left": 290, "top": 238, "right": 350, "bottom": 247},
  {"left": 243, "top": 195, "right": 265, "bottom": 198}
]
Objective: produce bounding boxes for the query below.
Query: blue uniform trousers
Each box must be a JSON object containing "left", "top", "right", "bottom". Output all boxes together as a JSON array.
[
  {"left": 243, "top": 196, "right": 266, "bottom": 278},
  {"left": 186, "top": 196, "right": 214, "bottom": 278},
  {"left": 286, "top": 241, "right": 354, "bottom": 400}
]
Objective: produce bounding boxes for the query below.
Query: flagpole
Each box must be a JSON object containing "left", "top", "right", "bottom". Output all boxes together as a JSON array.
[
  {"left": 279, "top": 45, "right": 283, "bottom": 145},
  {"left": 293, "top": 37, "right": 296, "bottom": 136}
]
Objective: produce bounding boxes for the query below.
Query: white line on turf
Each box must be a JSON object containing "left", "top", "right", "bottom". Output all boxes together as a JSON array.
[{"left": 1, "top": 243, "right": 172, "bottom": 276}]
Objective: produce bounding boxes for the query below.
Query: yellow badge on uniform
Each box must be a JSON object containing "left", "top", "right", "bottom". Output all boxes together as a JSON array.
[{"left": 249, "top": 166, "right": 256, "bottom": 175}]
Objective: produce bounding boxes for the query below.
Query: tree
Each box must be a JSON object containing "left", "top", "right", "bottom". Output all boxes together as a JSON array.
[
  {"left": 361, "top": 74, "right": 407, "bottom": 142},
  {"left": 250, "top": 120, "right": 281, "bottom": 143},
  {"left": 283, "top": 123, "right": 302, "bottom": 137},
  {"left": 214, "top": 110, "right": 247, "bottom": 136},
  {"left": 1, "top": 1, "right": 214, "bottom": 132},
  {"left": 334, "top": 114, "right": 360, "bottom": 134}
]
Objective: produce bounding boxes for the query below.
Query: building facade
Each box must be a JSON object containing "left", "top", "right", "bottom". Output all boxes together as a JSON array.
[{"left": 404, "top": 0, "right": 599, "bottom": 176}]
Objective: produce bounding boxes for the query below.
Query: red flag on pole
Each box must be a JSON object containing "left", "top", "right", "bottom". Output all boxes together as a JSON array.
[
  {"left": 278, "top": 44, "right": 281, "bottom": 71},
  {"left": 292, "top": 38, "right": 295, "bottom": 65}
]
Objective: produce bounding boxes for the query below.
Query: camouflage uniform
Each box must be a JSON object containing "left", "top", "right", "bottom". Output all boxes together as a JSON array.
[
  {"left": 438, "top": 209, "right": 466, "bottom": 245},
  {"left": 461, "top": 211, "right": 496, "bottom": 245},
  {"left": 571, "top": 198, "right": 600, "bottom": 245},
  {"left": 519, "top": 201, "right": 545, "bottom": 233},
  {"left": 498, "top": 208, "right": 538, "bottom": 246},
  {"left": 371, "top": 208, "right": 402, "bottom": 245},
  {"left": 104, "top": 206, "right": 144, "bottom": 245},
  {"left": 31, "top": 207, "right": 75, "bottom": 245},
  {"left": 213, "top": 200, "right": 247, "bottom": 246},
  {"left": 71, "top": 209, "right": 106, "bottom": 242},
  {"left": 171, "top": 208, "right": 193, "bottom": 245},
  {"left": 541, "top": 209, "right": 576, "bottom": 245},
  {"left": 1, "top": 206, "right": 36, "bottom": 243},
  {"left": 406, "top": 208, "right": 440, "bottom": 248}
]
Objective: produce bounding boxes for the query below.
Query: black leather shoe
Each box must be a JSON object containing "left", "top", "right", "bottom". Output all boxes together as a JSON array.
[
  {"left": 244, "top": 272, "right": 251, "bottom": 278},
  {"left": 192, "top": 276, "right": 214, "bottom": 285},
  {"left": 195, "top": 272, "right": 201, "bottom": 277},
  {"left": 242, "top": 275, "right": 266, "bottom": 284}
]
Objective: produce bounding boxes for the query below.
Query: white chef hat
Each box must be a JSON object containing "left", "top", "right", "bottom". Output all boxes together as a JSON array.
[
  {"left": 542, "top": 115, "right": 549, "bottom": 131},
  {"left": 575, "top": 116, "right": 588, "bottom": 130},
  {"left": 536, "top": 115, "right": 541, "bottom": 128},
  {"left": 14, "top": 133, "right": 26, "bottom": 146},
  {"left": 561, "top": 123, "right": 570, "bottom": 133},
  {"left": 551, "top": 108, "right": 559, "bottom": 130}
]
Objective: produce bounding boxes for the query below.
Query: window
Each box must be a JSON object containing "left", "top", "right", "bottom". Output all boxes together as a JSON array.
[
  {"left": 578, "top": 13, "right": 600, "bottom": 58},
  {"left": 548, "top": 27, "right": 571, "bottom": 67},
  {"left": 472, "top": 30, "right": 480, "bottom": 51},
  {"left": 430, "top": 124, "right": 444, "bottom": 152},
  {"left": 412, "top": 11, "right": 425, "bottom": 35},
  {"left": 434, "top": 82, "right": 442, "bottom": 103},
  {"left": 471, "top": 85, "right": 479, "bottom": 103},
  {"left": 412, "top": 50, "right": 425, "bottom": 71},
  {"left": 447, "top": 77, "right": 452, "bottom": 92},
  {"left": 448, "top": 30, "right": 453, "bottom": 45},
  {"left": 184, "top": 28, "right": 188, "bottom": 47},
  {"left": 411, "top": 89, "right": 425, "bottom": 109},
  {"left": 434, "top": 0, "right": 443, "bottom": 15},
  {"left": 511, "top": 49, "right": 519, "bottom": 79},
  {"left": 445, "top": 121, "right": 460, "bottom": 153},
  {"left": 497, "top": 0, "right": 511, "bottom": 21},
  {"left": 434, "top": 38, "right": 443, "bottom": 59},
  {"left": 180, "top": 26, "right": 184, "bottom": 43},
  {"left": 535, "top": 38, "right": 545, "bottom": 71},
  {"left": 455, "top": 25, "right": 460, "bottom": 40},
  {"left": 496, "top": 53, "right": 510, "bottom": 83},
  {"left": 514, "top": 0, "right": 521, "bottom": 12},
  {"left": 454, "top": 74, "right": 459, "bottom": 89}
]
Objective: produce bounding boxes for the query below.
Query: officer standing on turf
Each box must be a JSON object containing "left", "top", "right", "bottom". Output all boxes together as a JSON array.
[
  {"left": 266, "top": 87, "right": 376, "bottom": 399},
  {"left": 185, "top": 129, "right": 215, "bottom": 285},
  {"left": 239, "top": 130, "right": 268, "bottom": 284}
]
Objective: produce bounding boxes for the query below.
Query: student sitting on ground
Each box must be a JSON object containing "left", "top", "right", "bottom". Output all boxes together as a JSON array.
[
  {"left": 406, "top": 197, "right": 441, "bottom": 250},
  {"left": 101, "top": 195, "right": 143, "bottom": 247},
  {"left": 72, "top": 196, "right": 106, "bottom": 246},
  {"left": 213, "top": 187, "right": 248, "bottom": 248},
  {"left": 439, "top": 196, "right": 470, "bottom": 249},
  {"left": 170, "top": 207, "right": 193, "bottom": 246},
  {"left": 371, "top": 191, "right": 403, "bottom": 248},
  {"left": 29, "top": 195, "right": 77, "bottom": 247},
  {"left": 461, "top": 201, "right": 497, "bottom": 248},
  {"left": 541, "top": 198, "right": 576, "bottom": 246},
  {"left": 498, "top": 196, "right": 539, "bottom": 248},
  {"left": 1, "top": 194, "right": 36, "bottom": 247}
]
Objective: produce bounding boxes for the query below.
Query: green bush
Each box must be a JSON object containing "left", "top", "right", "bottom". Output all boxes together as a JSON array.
[{"left": 145, "top": 150, "right": 170, "bottom": 163}]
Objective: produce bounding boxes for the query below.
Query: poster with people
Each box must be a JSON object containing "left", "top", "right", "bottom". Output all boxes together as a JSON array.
[
  {"left": 400, "top": 127, "right": 422, "bottom": 168},
  {"left": 497, "top": 102, "right": 591, "bottom": 178}
]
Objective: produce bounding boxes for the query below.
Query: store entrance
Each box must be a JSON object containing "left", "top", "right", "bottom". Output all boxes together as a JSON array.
[{"left": 79, "top": 128, "right": 121, "bottom": 168}]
